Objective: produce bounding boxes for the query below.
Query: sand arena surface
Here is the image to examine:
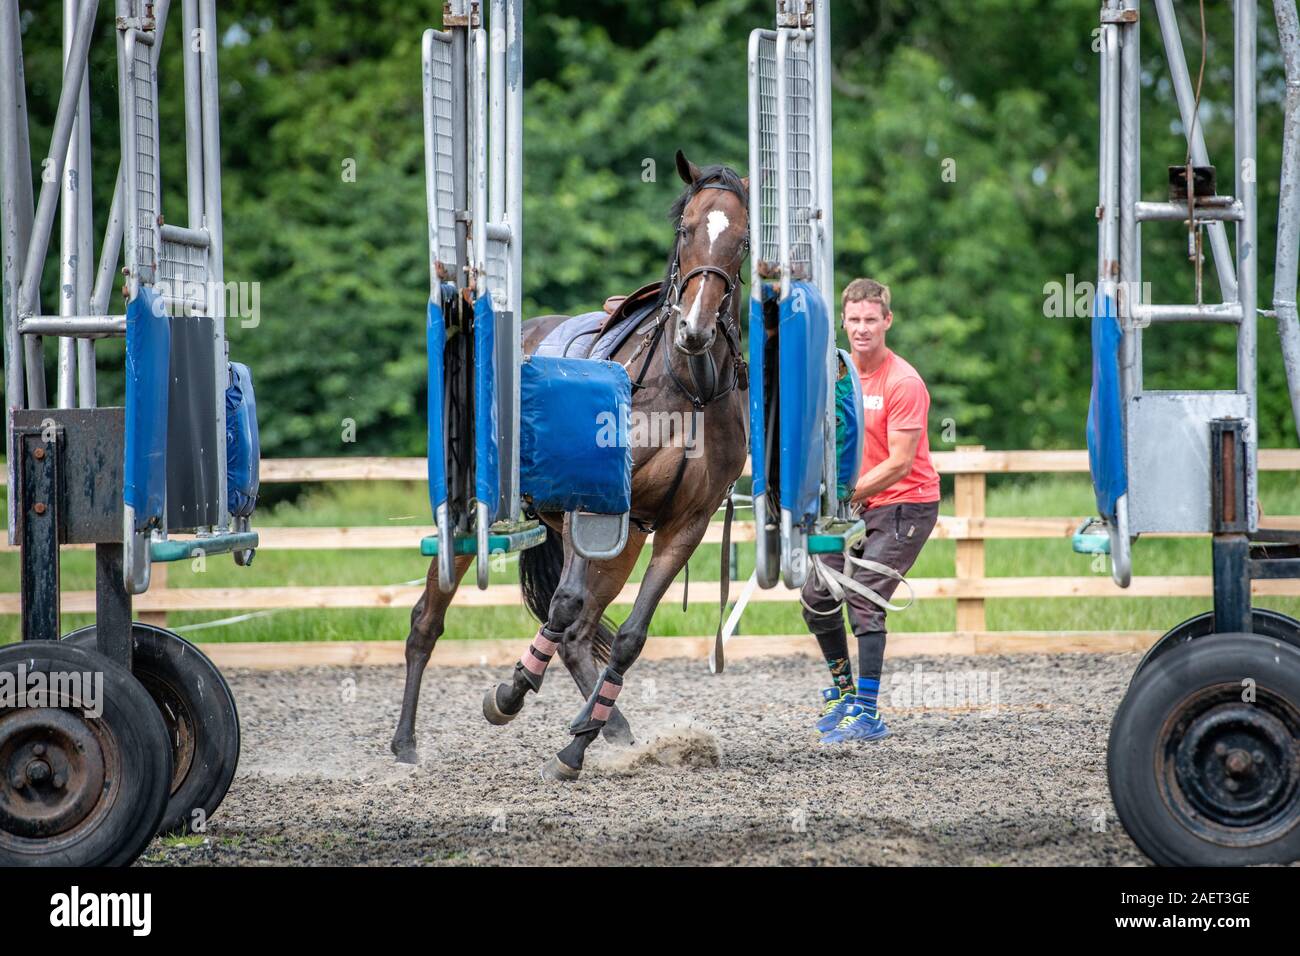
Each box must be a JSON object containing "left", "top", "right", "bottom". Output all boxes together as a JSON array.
[{"left": 141, "top": 652, "right": 1153, "bottom": 866}]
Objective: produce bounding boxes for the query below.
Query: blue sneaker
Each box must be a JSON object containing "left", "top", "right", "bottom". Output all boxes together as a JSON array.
[
  {"left": 815, "top": 687, "right": 855, "bottom": 734},
  {"left": 821, "top": 702, "right": 890, "bottom": 744}
]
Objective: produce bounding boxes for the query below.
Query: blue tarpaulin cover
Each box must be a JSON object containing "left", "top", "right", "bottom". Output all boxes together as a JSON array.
[
  {"left": 474, "top": 294, "right": 500, "bottom": 519},
  {"left": 778, "top": 281, "right": 832, "bottom": 528},
  {"left": 426, "top": 297, "right": 448, "bottom": 519},
  {"left": 748, "top": 295, "right": 768, "bottom": 498},
  {"left": 835, "top": 348, "right": 865, "bottom": 500},
  {"left": 1087, "top": 292, "right": 1127, "bottom": 520},
  {"left": 520, "top": 355, "right": 632, "bottom": 514},
  {"left": 226, "top": 362, "right": 261, "bottom": 518},
  {"left": 124, "top": 287, "right": 169, "bottom": 531}
]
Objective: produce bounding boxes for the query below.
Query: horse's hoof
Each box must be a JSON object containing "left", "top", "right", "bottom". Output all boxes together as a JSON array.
[
  {"left": 540, "top": 755, "right": 582, "bottom": 783},
  {"left": 600, "top": 710, "right": 635, "bottom": 748},
  {"left": 391, "top": 738, "right": 419, "bottom": 765},
  {"left": 482, "top": 685, "right": 518, "bottom": 726}
]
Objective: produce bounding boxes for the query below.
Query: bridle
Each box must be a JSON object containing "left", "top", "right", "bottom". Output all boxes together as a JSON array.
[{"left": 632, "top": 180, "right": 749, "bottom": 411}]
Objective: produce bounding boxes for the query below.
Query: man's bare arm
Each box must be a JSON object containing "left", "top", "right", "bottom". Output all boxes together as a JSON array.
[{"left": 851, "top": 428, "right": 922, "bottom": 505}]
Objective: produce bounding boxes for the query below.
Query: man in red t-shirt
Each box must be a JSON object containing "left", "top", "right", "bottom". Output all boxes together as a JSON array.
[{"left": 803, "top": 278, "right": 940, "bottom": 744}]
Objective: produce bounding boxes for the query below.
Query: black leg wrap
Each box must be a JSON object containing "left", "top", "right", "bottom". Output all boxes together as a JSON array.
[
  {"left": 515, "top": 659, "right": 544, "bottom": 695},
  {"left": 568, "top": 665, "right": 624, "bottom": 735}
]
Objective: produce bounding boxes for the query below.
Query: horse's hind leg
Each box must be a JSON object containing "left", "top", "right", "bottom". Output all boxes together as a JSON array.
[
  {"left": 556, "top": 531, "right": 647, "bottom": 747},
  {"left": 484, "top": 540, "right": 591, "bottom": 724},
  {"left": 391, "top": 555, "right": 473, "bottom": 764},
  {"left": 543, "top": 517, "right": 707, "bottom": 781}
]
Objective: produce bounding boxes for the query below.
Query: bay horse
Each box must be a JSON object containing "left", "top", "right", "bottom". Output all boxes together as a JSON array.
[{"left": 391, "top": 151, "right": 750, "bottom": 777}]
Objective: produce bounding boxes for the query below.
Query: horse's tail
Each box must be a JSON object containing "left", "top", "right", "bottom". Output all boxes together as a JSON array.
[{"left": 518, "top": 522, "right": 614, "bottom": 664}]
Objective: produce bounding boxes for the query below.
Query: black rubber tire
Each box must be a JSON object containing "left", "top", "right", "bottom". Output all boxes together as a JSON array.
[
  {"left": 1108, "top": 632, "right": 1300, "bottom": 866},
  {"left": 1132, "top": 608, "right": 1300, "bottom": 685},
  {"left": 64, "top": 624, "right": 240, "bottom": 836},
  {"left": 0, "top": 641, "right": 172, "bottom": 867}
]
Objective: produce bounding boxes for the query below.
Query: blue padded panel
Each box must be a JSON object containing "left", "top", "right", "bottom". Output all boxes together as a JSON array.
[
  {"left": 124, "top": 287, "right": 170, "bottom": 531},
  {"left": 226, "top": 361, "right": 261, "bottom": 518},
  {"left": 778, "top": 281, "right": 832, "bottom": 527},
  {"left": 1087, "top": 292, "right": 1126, "bottom": 521},
  {"left": 747, "top": 295, "right": 768, "bottom": 498},
  {"left": 474, "top": 294, "right": 500, "bottom": 519},
  {"left": 520, "top": 355, "right": 632, "bottom": 514},
  {"left": 835, "top": 348, "right": 864, "bottom": 500},
  {"left": 426, "top": 297, "right": 448, "bottom": 518}
]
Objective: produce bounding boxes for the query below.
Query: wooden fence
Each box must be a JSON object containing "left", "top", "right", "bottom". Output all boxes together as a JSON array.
[{"left": 4, "top": 448, "right": 1300, "bottom": 657}]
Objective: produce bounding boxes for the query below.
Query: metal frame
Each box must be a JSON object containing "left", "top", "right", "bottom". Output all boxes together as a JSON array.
[
  {"left": 1095, "top": 1, "right": 1300, "bottom": 616},
  {"left": 422, "top": 0, "right": 526, "bottom": 591},
  {"left": 748, "top": 0, "right": 838, "bottom": 589},
  {"left": 2, "top": 0, "right": 252, "bottom": 661}
]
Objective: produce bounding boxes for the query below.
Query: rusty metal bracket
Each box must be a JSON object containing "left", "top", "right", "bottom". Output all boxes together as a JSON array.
[
  {"left": 1100, "top": 8, "right": 1139, "bottom": 25},
  {"left": 442, "top": 2, "right": 481, "bottom": 28}
]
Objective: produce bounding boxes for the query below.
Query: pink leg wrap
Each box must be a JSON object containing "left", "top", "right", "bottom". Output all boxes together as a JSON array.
[
  {"left": 520, "top": 629, "right": 560, "bottom": 676},
  {"left": 592, "top": 679, "right": 622, "bottom": 723}
]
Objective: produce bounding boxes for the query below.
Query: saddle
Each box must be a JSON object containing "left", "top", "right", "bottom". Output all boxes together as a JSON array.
[{"left": 535, "top": 281, "right": 663, "bottom": 362}]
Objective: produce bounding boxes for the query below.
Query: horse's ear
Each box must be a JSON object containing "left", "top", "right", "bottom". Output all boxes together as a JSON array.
[
  {"left": 741, "top": 176, "right": 750, "bottom": 192},
  {"left": 675, "top": 149, "right": 700, "bottom": 185}
]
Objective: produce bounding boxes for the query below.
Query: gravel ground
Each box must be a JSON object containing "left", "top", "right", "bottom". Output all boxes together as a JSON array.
[{"left": 140, "top": 651, "right": 1152, "bottom": 866}]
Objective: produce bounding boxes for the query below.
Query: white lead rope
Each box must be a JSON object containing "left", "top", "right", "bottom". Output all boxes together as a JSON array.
[{"left": 799, "top": 551, "right": 915, "bottom": 616}]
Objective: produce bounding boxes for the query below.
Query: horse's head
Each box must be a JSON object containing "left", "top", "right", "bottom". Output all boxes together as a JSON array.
[{"left": 667, "top": 150, "right": 749, "bottom": 356}]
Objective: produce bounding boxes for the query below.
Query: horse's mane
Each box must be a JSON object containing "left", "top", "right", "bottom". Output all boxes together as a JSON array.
[{"left": 652, "top": 164, "right": 748, "bottom": 316}]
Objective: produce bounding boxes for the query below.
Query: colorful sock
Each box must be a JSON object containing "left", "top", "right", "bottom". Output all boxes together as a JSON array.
[
  {"left": 855, "top": 677, "right": 881, "bottom": 718},
  {"left": 827, "top": 657, "right": 854, "bottom": 695}
]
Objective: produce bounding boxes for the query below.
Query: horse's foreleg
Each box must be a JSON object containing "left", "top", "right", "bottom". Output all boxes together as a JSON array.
[
  {"left": 543, "top": 517, "right": 709, "bottom": 781},
  {"left": 484, "top": 539, "right": 591, "bottom": 725},
  {"left": 556, "top": 531, "right": 647, "bottom": 747},
  {"left": 391, "top": 555, "right": 473, "bottom": 764}
]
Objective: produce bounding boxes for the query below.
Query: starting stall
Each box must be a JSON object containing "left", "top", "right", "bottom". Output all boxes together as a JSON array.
[
  {"left": 1082, "top": 0, "right": 1300, "bottom": 864},
  {"left": 1, "top": 0, "right": 256, "bottom": 865},
  {"left": 747, "top": 0, "right": 865, "bottom": 591},
  {"left": 420, "top": 0, "right": 632, "bottom": 591}
]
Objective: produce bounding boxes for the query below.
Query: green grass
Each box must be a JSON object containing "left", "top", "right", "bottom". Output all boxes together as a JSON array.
[{"left": 4, "top": 473, "right": 1300, "bottom": 644}]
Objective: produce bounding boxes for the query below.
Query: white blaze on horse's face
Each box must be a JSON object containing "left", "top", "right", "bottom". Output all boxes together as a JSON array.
[
  {"left": 706, "top": 209, "right": 730, "bottom": 251},
  {"left": 674, "top": 193, "right": 746, "bottom": 356}
]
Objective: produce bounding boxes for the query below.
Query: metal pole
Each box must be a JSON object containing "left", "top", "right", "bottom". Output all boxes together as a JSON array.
[
  {"left": 774, "top": 30, "right": 790, "bottom": 301},
  {"left": 1099, "top": 11, "right": 1120, "bottom": 299},
  {"left": 505, "top": 0, "right": 523, "bottom": 519},
  {"left": 1152, "top": 0, "right": 1238, "bottom": 303},
  {"left": 182, "top": 0, "right": 204, "bottom": 229},
  {"left": 198, "top": 0, "right": 229, "bottom": 530},
  {"left": 16, "top": 0, "right": 100, "bottom": 320},
  {"left": 58, "top": 0, "right": 83, "bottom": 409},
  {"left": 74, "top": 0, "right": 95, "bottom": 408},
  {"left": 489, "top": 0, "right": 505, "bottom": 229},
  {"left": 471, "top": 27, "right": 488, "bottom": 288},
  {"left": 1272, "top": 0, "right": 1300, "bottom": 441},
  {"left": 1236, "top": 0, "right": 1258, "bottom": 527},
  {"left": 1118, "top": 0, "right": 1141, "bottom": 400},
  {"left": 1, "top": 0, "right": 28, "bottom": 539},
  {"left": 814, "top": 0, "right": 836, "bottom": 522}
]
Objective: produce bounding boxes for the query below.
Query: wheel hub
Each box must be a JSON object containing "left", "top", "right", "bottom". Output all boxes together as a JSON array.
[
  {"left": 1163, "top": 691, "right": 1300, "bottom": 842},
  {"left": 0, "top": 707, "right": 107, "bottom": 839}
]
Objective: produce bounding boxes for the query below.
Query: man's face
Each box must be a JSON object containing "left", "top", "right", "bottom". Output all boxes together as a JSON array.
[{"left": 843, "top": 299, "right": 892, "bottom": 357}]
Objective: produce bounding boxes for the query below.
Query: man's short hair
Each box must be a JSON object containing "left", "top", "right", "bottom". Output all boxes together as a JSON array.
[{"left": 841, "top": 277, "right": 891, "bottom": 314}]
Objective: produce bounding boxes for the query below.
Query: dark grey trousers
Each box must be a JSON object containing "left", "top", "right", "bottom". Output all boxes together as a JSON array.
[{"left": 800, "top": 500, "right": 939, "bottom": 637}]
